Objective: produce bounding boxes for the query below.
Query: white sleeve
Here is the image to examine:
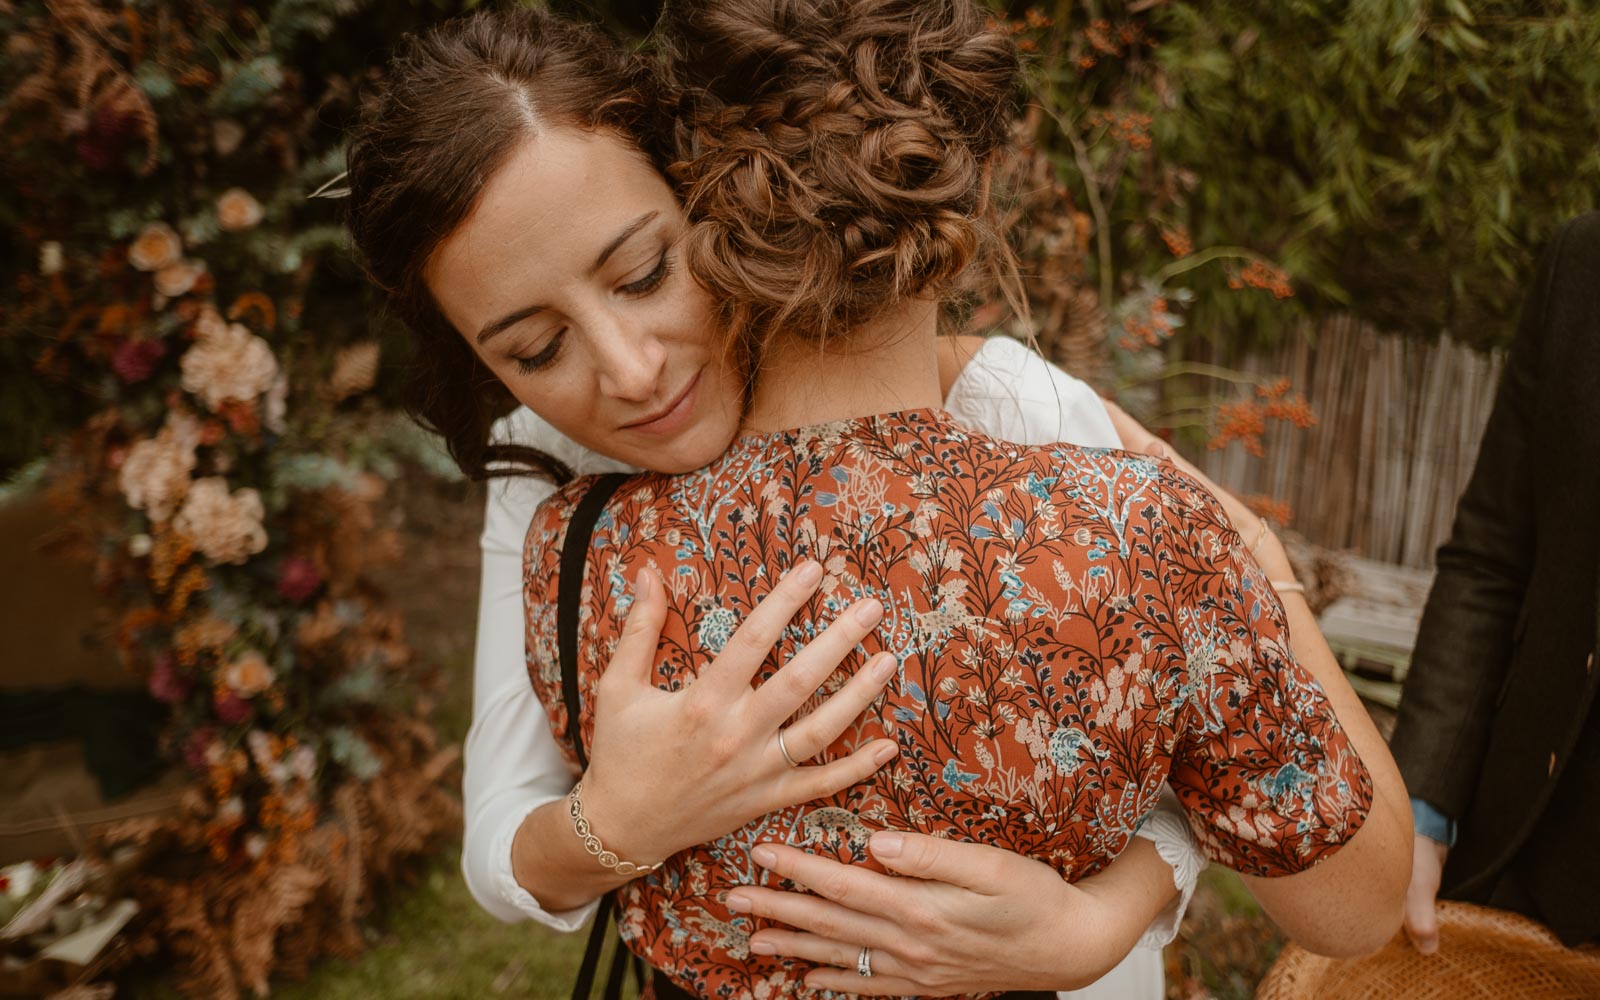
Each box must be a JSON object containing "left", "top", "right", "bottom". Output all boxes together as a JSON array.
[
  {"left": 941, "top": 340, "right": 1206, "bottom": 946},
  {"left": 942, "top": 336, "right": 1121, "bottom": 449},
  {"left": 461, "top": 407, "right": 631, "bottom": 930}
]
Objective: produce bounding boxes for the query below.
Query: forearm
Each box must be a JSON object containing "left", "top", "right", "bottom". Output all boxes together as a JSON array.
[
  {"left": 1244, "top": 539, "right": 1413, "bottom": 954},
  {"left": 509, "top": 794, "right": 639, "bottom": 913},
  {"left": 1057, "top": 839, "right": 1179, "bottom": 986}
]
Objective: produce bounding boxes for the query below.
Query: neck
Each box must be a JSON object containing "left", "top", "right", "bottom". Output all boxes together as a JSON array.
[{"left": 740, "top": 297, "right": 943, "bottom": 434}]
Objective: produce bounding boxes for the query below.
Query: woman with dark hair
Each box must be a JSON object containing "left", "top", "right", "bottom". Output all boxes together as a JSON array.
[{"left": 346, "top": 3, "right": 1411, "bottom": 996}]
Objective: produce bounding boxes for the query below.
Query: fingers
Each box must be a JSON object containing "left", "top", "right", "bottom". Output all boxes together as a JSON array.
[
  {"left": 743, "top": 842, "right": 906, "bottom": 916},
  {"left": 778, "top": 652, "right": 897, "bottom": 761},
  {"left": 866, "top": 829, "right": 1015, "bottom": 894},
  {"left": 696, "top": 561, "right": 824, "bottom": 697},
  {"left": 751, "top": 598, "right": 886, "bottom": 730},
  {"left": 803, "top": 967, "right": 928, "bottom": 997},
  {"left": 773, "top": 738, "right": 899, "bottom": 806},
  {"left": 1404, "top": 892, "right": 1441, "bottom": 955},
  {"left": 726, "top": 880, "right": 898, "bottom": 952},
  {"left": 606, "top": 569, "right": 668, "bottom": 687},
  {"left": 748, "top": 931, "right": 923, "bottom": 995},
  {"left": 1404, "top": 837, "right": 1447, "bottom": 955}
]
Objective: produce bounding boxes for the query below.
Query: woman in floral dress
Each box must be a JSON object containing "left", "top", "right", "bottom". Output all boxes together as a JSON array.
[{"left": 346, "top": 1, "right": 1412, "bottom": 996}]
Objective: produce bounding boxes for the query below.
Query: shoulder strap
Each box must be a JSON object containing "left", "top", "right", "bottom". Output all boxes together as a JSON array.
[{"left": 558, "top": 472, "right": 632, "bottom": 772}]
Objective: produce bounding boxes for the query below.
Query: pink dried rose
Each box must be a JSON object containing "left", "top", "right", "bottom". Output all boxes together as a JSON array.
[
  {"left": 128, "top": 222, "right": 182, "bottom": 272},
  {"left": 179, "top": 321, "right": 279, "bottom": 410},
  {"left": 147, "top": 653, "right": 191, "bottom": 704},
  {"left": 154, "top": 258, "right": 206, "bottom": 298},
  {"left": 111, "top": 337, "right": 167, "bottom": 384},
  {"left": 173, "top": 477, "right": 268, "bottom": 564},
  {"left": 213, "top": 690, "right": 252, "bottom": 725},
  {"left": 275, "top": 555, "right": 322, "bottom": 603},
  {"left": 181, "top": 727, "right": 219, "bottom": 771},
  {"left": 216, "top": 188, "right": 264, "bottom": 231},
  {"left": 118, "top": 414, "right": 200, "bottom": 522},
  {"left": 222, "top": 650, "right": 276, "bottom": 699}
]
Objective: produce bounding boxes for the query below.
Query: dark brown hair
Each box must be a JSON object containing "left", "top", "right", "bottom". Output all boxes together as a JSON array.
[
  {"left": 661, "top": 0, "right": 1022, "bottom": 356},
  {"left": 345, "top": 6, "right": 668, "bottom": 482}
]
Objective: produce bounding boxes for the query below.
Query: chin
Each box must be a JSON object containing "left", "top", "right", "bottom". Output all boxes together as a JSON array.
[{"left": 640, "top": 423, "right": 736, "bottom": 475}]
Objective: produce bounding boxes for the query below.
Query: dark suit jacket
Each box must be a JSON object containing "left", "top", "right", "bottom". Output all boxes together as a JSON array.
[{"left": 1390, "top": 212, "right": 1600, "bottom": 945}]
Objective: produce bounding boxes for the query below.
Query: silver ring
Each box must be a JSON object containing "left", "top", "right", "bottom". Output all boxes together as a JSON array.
[
  {"left": 776, "top": 728, "right": 800, "bottom": 768},
  {"left": 856, "top": 945, "right": 873, "bottom": 978}
]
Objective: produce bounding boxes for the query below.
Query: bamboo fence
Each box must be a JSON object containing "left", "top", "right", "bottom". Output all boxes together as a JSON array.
[{"left": 1186, "top": 316, "right": 1506, "bottom": 570}]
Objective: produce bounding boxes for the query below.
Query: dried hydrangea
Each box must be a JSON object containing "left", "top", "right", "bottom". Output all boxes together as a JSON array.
[
  {"left": 327, "top": 341, "right": 380, "bottom": 402},
  {"left": 118, "top": 414, "right": 201, "bottom": 522},
  {"left": 173, "top": 477, "right": 268, "bottom": 564},
  {"left": 180, "top": 321, "right": 279, "bottom": 410}
]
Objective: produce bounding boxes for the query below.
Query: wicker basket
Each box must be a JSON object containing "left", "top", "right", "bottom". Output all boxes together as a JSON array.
[{"left": 1255, "top": 901, "right": 1600, "bottom": 999}]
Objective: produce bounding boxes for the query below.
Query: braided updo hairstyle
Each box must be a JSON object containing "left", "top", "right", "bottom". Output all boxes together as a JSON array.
[{"left": 661, "top": 0, "right": 1022, "bottom": 356}]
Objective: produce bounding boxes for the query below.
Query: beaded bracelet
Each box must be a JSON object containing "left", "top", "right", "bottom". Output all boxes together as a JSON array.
[{"left": 567, "top": 780, "right": 663, "bottom": 877}]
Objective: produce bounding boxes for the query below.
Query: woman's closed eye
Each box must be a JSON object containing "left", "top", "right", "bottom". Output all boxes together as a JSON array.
[
  {"left": 512, "top": 330, "right": 565, "bottom": 374},
  {"left": 618, "top": 249, "right": 674, "bottom": 296}
]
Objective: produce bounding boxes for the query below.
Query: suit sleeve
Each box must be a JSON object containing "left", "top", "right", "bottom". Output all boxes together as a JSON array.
[{"left": 1388, "top": 219, "right": 1577, "bottom": 818}]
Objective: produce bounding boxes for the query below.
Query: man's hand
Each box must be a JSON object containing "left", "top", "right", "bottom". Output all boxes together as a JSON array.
[{"left": 1403, "top": 835, "right": 1450, "bottom": 954}]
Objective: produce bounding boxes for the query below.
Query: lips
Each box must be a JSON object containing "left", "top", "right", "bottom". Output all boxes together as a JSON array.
[{"left": 620, "top": 368, "right": 703, "bottom": 436}]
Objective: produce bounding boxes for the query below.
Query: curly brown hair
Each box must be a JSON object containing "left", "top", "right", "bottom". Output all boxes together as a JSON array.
[
  {"left": 662, "top": 0, "right": 1023, "bottom": 357},
  {"left": 344, "top": 6, "right": 669, "bottom": 482}
]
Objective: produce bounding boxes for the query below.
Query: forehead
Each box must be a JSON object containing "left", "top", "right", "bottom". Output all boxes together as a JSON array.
[{"left": 426, "top": 127, "right": 675, "bottom": 326}]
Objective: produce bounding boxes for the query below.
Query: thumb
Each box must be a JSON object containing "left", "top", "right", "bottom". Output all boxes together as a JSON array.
[
  {"left": 607, "top": 568, "right": 668, "bottom": 687},
  {"left": 869, "top": 829, "right": 1020, "bottom": 894}
]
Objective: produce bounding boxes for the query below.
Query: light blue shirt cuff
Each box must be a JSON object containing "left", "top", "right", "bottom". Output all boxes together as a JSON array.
[{"left": 1411, "top": 797, "right": 1457, "bottom": 847}]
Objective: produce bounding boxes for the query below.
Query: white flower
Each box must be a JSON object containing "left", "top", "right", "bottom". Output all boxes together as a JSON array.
[
  {"left": 216, "top": 188, "right": 264, "bottom": 231},
  {"left": 180, "top": 322, "right": 279, "bottom": 410},
  {"left": 38, "top": 241, "right": 63, "bottom": 276},
  {"left": 153, "top": 258, "right": 206, "bottom": 298},
  {"left": 127, "top": 533, "right": 153, "bottom": 557},
  {"left": 173, "top": 477, "right": 268, "bottom": 564},
  {"left": 118, "top": 414, "right": 201, "bottom": 522},
  {"left": 128, "top": 222, "right": 183, "bottom": 272}
]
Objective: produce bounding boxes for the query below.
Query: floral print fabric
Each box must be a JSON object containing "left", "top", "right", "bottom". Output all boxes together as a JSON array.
[{"left": 524, "top": 408, "right": 1371, "bottom": 1000}]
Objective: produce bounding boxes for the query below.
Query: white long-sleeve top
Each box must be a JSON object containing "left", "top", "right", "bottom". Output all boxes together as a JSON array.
[{"left": 462, "top": 336, "right": 1201, "bottom": 953}]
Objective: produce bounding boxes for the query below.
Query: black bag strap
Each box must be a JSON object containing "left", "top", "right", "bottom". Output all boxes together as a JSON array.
[
  {"left": 558, "top": 472, "right": 631, "bottom": 772},
  {"left": 556, "top": 472, "right": 641, "bottom": 1000}
]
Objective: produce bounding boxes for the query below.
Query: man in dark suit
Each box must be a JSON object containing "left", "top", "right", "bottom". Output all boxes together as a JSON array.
[{"left": 1392, "top": 212, "right": 1600, "bottom": 951}]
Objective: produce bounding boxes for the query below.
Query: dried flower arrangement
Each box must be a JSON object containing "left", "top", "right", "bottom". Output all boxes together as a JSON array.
[{"left": 2, "top": 1, "right": 461, "bottom": 995}]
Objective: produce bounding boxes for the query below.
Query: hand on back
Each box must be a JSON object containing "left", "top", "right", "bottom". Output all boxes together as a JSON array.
[{"left": 579, "top": 560, "right": 898, "bottom": 864}]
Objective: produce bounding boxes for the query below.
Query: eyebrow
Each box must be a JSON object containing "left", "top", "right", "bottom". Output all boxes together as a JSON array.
[{"left": 475, "top": 210, "right": 661, "bottom": 346}]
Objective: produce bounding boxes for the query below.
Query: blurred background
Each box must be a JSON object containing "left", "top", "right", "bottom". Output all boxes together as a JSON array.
[{"left": 1, "top": 1, "right": 1597, "bottom": 996}]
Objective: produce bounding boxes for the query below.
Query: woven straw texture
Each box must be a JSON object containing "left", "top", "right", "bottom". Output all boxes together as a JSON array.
[{"left": 1256, "top": 901, "right": 1600, "bottom": 999}]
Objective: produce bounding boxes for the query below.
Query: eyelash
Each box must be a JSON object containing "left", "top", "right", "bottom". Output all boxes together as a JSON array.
[{"left": 511, "top": 251, "right": 675, "bottom": 375}]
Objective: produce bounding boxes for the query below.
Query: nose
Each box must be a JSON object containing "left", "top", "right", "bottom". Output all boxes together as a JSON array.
[{"left": 589, "top": 313, "right": 668, "bottom": 403}]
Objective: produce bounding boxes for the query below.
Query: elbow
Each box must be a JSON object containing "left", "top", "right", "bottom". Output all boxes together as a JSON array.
[{"left": 1294, "top": 902, "right": 1405, "bottom": 958}]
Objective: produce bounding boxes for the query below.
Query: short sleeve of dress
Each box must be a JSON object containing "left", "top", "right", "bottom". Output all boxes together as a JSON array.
[{"left": 1158, "top": 467, "right": 1374, "bottom": 877}]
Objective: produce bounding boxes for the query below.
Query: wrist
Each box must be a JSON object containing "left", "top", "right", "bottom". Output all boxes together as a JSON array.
[{"left": 572, "top": 772, "right": 667, "bottom": 868}]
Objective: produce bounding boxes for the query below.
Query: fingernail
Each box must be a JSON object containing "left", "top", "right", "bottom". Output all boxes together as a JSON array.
[
  {"left": 752, "top": 845, "right": 777, "bottom": 867},
  {"left": 635, "top": 569, "right": 650, "bottom": 594},
  {"left": 871, "top": 653, "right": 897, "bottom": 681},
  {"left": 854, "top": 599, "right": 884, "bottom": 626},
  {"left": 873, "top": 742, "right": 898, "bottom": 765},
  {"left": 791, "top": 560, "right": 823, "bottom": 585},
  {"left": 870, "top": 830, "right": 904, "bottom": 858},
  {"left": 726, "top": 892, "right": 752, "bottom": 913},
  {"left": 749, "top": 939, "right": 776, "bottom": 955}
]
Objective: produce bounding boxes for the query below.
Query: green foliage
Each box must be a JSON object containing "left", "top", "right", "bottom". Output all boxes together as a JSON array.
[{"left": 1147, "top": 0, "right": 1600, "bottom": 346}]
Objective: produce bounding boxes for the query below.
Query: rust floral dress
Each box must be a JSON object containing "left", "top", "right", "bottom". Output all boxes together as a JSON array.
[{"left": 524, "top": 409, "right": 1372, "bottom": 1000}]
